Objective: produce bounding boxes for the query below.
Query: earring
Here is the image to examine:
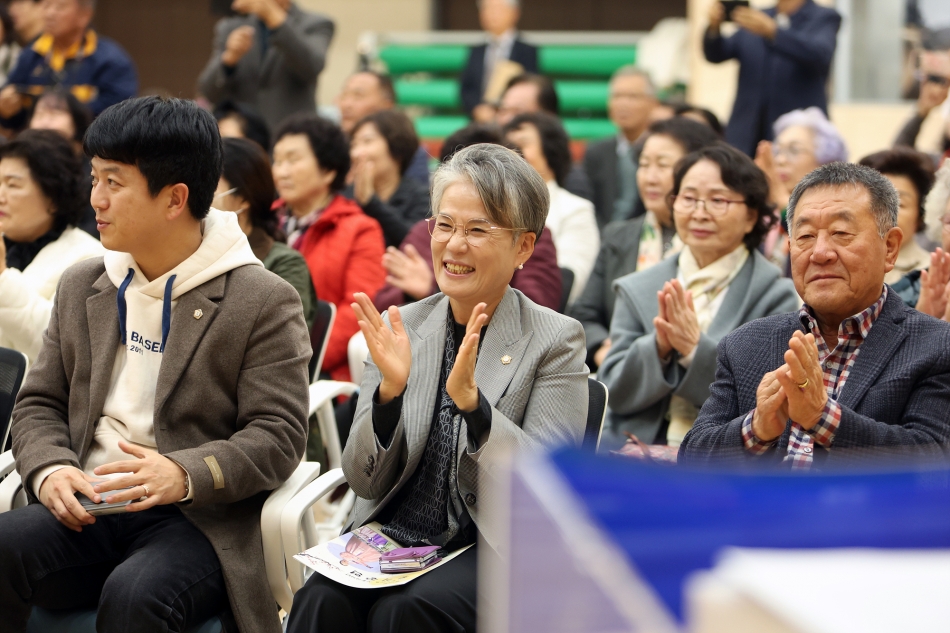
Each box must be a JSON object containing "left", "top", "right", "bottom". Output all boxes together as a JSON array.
[{"left": 517, "top": 264, "right": 524, "bottom": 270}]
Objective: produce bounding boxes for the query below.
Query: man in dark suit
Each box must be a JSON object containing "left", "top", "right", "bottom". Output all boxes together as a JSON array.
[
  {"left": 460, "top": 0, "right": 538, "bottom": 120},
  {"left": 582, "top": 66, "right": 658, "bottom": 229},
  {"left": 680, "top": 163, "right": 950, "bottom": 468},
  {"left": 704, "top": 0, "right": 841, "bottom": 156},
  {"left": 199, "top": 0, "right": 334, "bottom": 134}
]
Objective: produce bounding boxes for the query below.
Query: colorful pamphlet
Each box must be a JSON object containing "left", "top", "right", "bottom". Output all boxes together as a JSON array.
[{"left": 294, "top": 522, "right": 471, "bottom": 588}]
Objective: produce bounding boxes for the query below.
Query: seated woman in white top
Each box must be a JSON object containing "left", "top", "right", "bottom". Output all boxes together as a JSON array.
[
  {"left": 504, "top": 112, "right": 599, "bottom": 304},
  {"left": 0, "top": 130, "right": 104, "bottom": 363}
]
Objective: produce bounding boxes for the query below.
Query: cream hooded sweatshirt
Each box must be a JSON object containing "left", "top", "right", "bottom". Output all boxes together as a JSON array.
[{"left": 31, "top": 210, "right": 262, "bottom": 497}]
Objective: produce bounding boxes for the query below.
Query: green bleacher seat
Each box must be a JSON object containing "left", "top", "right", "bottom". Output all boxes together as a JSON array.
[
  {"left": 414, "top": 116, "right": 470, "bottom": 139},
  {"left": 379, "top": 45, "right": 469, "bottom": 74},
  {"left": 413, "top": 115, "right": 616, "bottom": 141},
  {"left": 379, "top": 41, "right": 635, "bottom": 142},
  {"left": 553, "top": 81, "right": 609, "bottom": 113},
  {"left": 395, "top": 79, "right": 462, "bottom": 109},
  {"left": 539, "top": 46, "right": 637, "bottom": 76}
]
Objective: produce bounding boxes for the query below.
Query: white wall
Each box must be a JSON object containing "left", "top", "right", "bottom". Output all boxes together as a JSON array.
[{"left": 295, "top": 0, "right": 432, "bottom": 107}]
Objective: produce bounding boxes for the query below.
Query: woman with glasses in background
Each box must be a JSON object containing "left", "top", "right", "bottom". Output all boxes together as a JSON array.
[
  {"left": 286, "top": 143, "right": 588, "bottom": 633},
  {"left": 754, "top": 107, "right": 848, "bottom": 270},
  {"left": 598, "top": 143, "right": 799, "bottom": 450}
]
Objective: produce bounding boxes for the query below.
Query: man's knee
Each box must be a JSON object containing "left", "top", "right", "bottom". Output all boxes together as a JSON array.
[{"left": 0, "top": 504, "right": 60, "bottom": 565}]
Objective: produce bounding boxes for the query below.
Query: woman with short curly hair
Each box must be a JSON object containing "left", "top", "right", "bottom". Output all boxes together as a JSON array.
[
  {"left": 599, "top": 142, "right": 800, "bottom": 449},
  {"left": 0, "top": 129, "right": 103, "bottom": 363}
]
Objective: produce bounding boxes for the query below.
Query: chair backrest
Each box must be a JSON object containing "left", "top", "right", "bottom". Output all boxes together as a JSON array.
[
  {"left": 558, "top": 267, "right": 575, "bottom": 314},
  {"left": 582, "top": 378, "right": 607, "bottom": 453},
  {"left": 309, "top": 301, "right": 336, "bottom": 381},
  {"left": 0, "top": 347, "right": 28, "bottom": 453}
]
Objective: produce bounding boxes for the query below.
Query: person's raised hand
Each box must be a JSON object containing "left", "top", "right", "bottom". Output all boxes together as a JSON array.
[
  {"left": 654, "top": 280, "right": 701, "bottom": 358},
  {"left": 231, "top": 0, "right": 287, "bottom": 28},
  {"left": 775, "top": 331, "right": 827, "bottom": 430},
  {"left": 732, "top": 6, "right": 777, "bottom": 39},
  {"left": 755, "top": 140, "right": 791, "bottom": 210},
  {"left": 472, "top": 103, "right": 497, "bottom": 124},
  {"left": 383, "top": 244, "right": 433, "bottom": 300},
  {"left": 0, "top": 84, "right": 22, "bottom": 119},
  {"left": 221, "top": 25, "right": 255, "bottom": 67},
  {"left": 708, "top": 1, "right": 725, "bottom": 31},
  {"left": 751, "top": 367, "right": 789, "bottom": 442},
  {"left": 353, "top": 159, "right": 376, "bottom": 206},
  {"left": 38, "top": 466, "right": 99, "bottom": 532},
  {"left": 446, "top": 303, "right": 489, "bottom": 412},
  {"left": 352, "top": 292, "right": 412, "bottom": 403},
  {"left": 92, "top": 441, "right": 187, "bottom": 511},
  {"left": 593, "top": 338, "right": 612, "bottom": 368},
  {"left": 915, "top": 248, "right": 950, "bottom": 318},
  {"left": 653, "top": 287, "right": 674, "bottom": 361}
]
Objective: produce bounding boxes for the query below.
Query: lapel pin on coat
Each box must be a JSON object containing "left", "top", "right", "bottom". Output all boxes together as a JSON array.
[
  {"left": 501, "top": 355, "right": 512, "bottom": 365},
  {"left": 194, "top": 309, "right": 203, "bottom": 320}
]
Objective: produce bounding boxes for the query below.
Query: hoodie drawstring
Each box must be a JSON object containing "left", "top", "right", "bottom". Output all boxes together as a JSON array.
[
  {"left": 160, "top": 275, "right": 176, "bottom": 353},
  {"left": 117, "top": 268, "right": 134, "bottom": 345},
  {"left": 116, "top": 269, "right": 177, "bottom": 353}
]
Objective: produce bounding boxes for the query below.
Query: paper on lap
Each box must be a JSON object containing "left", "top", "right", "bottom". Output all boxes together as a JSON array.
[{"left": 294, "top": 522, "right": 473, "bottom": 589}]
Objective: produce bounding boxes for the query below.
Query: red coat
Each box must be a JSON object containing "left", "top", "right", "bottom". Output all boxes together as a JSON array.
[{"left": 291, "top": 195, "right": 386, "bottom": 381}]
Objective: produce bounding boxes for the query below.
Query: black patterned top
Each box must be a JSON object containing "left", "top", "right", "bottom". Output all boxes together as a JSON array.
[{"left": 371, "top": 313, "right": 490, "bottom": 549}]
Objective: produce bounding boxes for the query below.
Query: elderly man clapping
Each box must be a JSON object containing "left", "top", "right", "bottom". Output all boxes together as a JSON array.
[{"left": 680, "top": 162, "right": 950, "bottom": 468}]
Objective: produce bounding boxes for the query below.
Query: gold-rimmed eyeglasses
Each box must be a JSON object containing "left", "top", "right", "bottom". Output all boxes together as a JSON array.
[
  {"left": 669, "top": 193, "right": 746, "bottom": 217},
  {"left": 425, "top": 214, "right": 526, "bottom": 247}
]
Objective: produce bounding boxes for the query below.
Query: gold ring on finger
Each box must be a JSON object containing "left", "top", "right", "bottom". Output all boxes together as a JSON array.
[
  {"left": 797, "top": 378, "right": 809, "bottom": 391},
  {"left": 141, "top": 484, "right": 150, "bottom": 497}
]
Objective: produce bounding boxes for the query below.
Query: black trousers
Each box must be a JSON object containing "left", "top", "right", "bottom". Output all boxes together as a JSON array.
[
  {"left": 0, "top": 503, "right": 228, "bottom": 633},
  {"left": 286, "top": 545, "right": 477, "bottom": 633}
]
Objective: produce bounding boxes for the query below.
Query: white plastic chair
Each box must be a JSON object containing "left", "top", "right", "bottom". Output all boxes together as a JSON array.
[{"left": 278, "top": 468, "right": 349, "bottom": 595}]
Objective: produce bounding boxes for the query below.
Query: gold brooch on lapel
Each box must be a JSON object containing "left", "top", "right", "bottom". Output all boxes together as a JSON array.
[
  {"left": 501, "top": 355, "right": 512, "bottom": 365},
  {"left": 194, "top": 309, "right": 203, "bottom": 320}
]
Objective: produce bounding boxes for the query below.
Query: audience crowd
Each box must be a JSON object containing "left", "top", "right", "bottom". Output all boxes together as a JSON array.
[{"left": 1, "top": 0, "right": 950, "bottom": 632}]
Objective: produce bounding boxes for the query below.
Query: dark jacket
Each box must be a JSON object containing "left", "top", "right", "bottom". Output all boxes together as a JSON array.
[
  {"left": 248, "top": 226, "right": 318, "bottom": 330},
  {"left": 703, "top": 0, "right": 841, "bottom": 156},
  {"left": 460, "top": 38, "right": 538, "bottom": 115},
  {"left": 0, "top": 30, "right": 137, "bottom": 127},
  {"left": 374, "top": 220, "right": 562, "bottom": 312},
  {"left": 679, "top": 291, "right": 950, "bottom": 466},
  {"left": 582, "top": 136, "right": 646, "bottom": 230},
  {"left": 11, "top": 258, "right": 311, "bottom": 633},
  {"left": 345, "top": 177, "right": 431, "bottom": 248},
  {"left": 198, "top": 4, "right": 334, "bottom": 133},
  {"left": 569, "top": 216, "right": 646, "bottom": 366}
]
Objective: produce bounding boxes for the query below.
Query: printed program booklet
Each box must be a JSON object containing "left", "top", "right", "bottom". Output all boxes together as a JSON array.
[{"left": 294, "top": 522, "right": 473, "bottom": 589}]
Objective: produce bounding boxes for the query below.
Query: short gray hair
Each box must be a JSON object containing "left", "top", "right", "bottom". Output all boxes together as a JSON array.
[
  {"left": 773, "top": 107, "right": 848, "bottom": 164},
  {"left": 431, "top": 143, "right": 548, "bottom": 236},
  {"left": 787, "top": 162, "right": 899, "bottom": 238},
  {"left": 924, "top": 161, "right": 950, "bottom": 243},
  {"left": 609, "top": 65, "right": 655, "bottom": 97}
]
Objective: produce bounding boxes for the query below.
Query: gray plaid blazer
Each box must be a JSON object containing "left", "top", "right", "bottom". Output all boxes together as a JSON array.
[
  {"left": 679, "top": 289, "right": 950, "bottom": 466},
  {"left": 341, "top": 288, "right": 589, "bottom": 550}
]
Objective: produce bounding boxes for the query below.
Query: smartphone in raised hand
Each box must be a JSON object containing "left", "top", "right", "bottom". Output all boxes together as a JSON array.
[{"left": 721, "top": 0, "right": 751, "bottom": 21}]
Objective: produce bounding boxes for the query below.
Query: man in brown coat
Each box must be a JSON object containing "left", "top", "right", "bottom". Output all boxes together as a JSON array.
[{"left": 0, "top": 97, "right": 310, "bottom": 633}]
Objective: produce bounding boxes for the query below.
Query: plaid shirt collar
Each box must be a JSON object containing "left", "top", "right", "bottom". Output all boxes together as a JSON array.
[{"left": 798, "top": 286, "right": 888, "bottom": 355}]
